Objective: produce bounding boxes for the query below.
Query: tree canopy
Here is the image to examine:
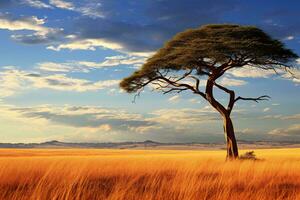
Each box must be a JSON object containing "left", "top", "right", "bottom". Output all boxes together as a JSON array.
[{"left": 120, "top": 24, "right": 298, "bottom": 93}]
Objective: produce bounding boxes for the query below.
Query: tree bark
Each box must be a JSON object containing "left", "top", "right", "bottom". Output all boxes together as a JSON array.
[{"left": 222, "top": 114, "right": 239, "bottom": 159}]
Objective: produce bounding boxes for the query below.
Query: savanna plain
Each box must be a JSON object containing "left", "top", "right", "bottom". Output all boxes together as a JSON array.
[{"left": 0, "top": 148, "right": 299, "bottom": 200}]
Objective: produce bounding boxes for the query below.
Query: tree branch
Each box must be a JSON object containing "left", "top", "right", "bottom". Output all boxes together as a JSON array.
[
  {"left": 173, "top": 69, "right": 193, "bottom": 82},
  {"left": 213, "top": 82, "right": 235, "bottom": 114},
  {"left": 234, "top": 95, "right": 271, "bottom": 103},
  {"left": 134, "top": 69, "right": 207, "bottom": 100},
  {"left": 163, "top": 88, "right": 189, "bottom": 94},
  {"left": 188, "top": 75, "right": 200, "bottom": 92},
  {"left": 158, "top": 75, "right": 206, "bottom": 98}
]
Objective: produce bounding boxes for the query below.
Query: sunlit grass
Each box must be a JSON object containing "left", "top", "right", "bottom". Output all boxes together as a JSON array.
[{"left": 0, "top": 148, "right": 299, "bottom": 200}]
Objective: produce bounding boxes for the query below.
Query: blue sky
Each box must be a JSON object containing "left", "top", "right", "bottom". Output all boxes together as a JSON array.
[{"left": 0, "top": 0, "right": 299, "bottom": 143}]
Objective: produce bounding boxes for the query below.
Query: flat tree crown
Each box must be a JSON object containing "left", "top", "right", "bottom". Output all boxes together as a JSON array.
[{"left": 120, "top": 24, "right": 298, "bottom": 93}]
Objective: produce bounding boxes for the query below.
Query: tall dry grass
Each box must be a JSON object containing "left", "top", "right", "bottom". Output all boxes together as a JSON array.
[{"left": 0, "top": 148, "right": 299, "bottom": 200}]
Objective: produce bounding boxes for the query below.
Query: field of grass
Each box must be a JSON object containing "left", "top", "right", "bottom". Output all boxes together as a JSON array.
[{"left": 0, "top": 148, "right": 299, "bottom": 200}]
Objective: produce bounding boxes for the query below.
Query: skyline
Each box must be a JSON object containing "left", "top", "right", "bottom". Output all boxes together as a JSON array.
[{"left": 0, "top": 0, "right": 300, "bottom": 143}]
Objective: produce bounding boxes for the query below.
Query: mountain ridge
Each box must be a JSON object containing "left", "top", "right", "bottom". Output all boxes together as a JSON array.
[{"left": 0, "top": 140, "right": 299, "bottom": 149}]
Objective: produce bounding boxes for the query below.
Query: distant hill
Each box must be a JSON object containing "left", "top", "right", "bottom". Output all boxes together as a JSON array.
[{"left": 0, "top": 140, "right": 299, "bottom": 149}]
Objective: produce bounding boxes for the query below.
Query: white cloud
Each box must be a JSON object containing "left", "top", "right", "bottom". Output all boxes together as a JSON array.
[
  {"left": 0, "top": 69, "right": 119, "bottom": 97},
  {"left": 189, "top": 98, "right": 201, "bottom": 104},
  {"left": 37, "top": 62, "right": 75, "bottom": 72},
  {"left": 227, "top": 66, "right": 274, "bottom": 78},
  {"left": 128, "top": 51, "right": 155, "bottom": 58},
  {"left": 268, "top": 124, "right": 300, "bottom": 137},
  {"left": 284, "top": 36, "right": 294, "bottom": 41},
  {"left": 263, "top": 107, "right": 271, "bottom": 112},
  {"left": 37, "top": 61, "right": 91, "bottom": 73},
  {"left": 149, "top": 107, "right": 220, "bottom": 126},
  {"left": 226, "top": 62, "right": 300, "bottom": 86},
  {"left": 168, "top": 95, "right": 180, "bottom": 102},
  {"left": 27, "top": 74, "right": 119, "bottom": 92},
  {"left": 238, "top": 128, "right": 254, "bottom": 135},
  {"left": 0, "top": 15, "right": 62, "bottom": 44},
  {"left": 0, "top": 103, "right": 267, "bottom": 142},
  {"left": 49, "top": 0, "right": 74, "bottom": 10},
  {"left": 0, "top": 69, "right": 25, "bottom": 98},
  {"left": 281, "top": 113, "right": 300, "bottom": 120},
  {"left": 47, "top": 38, "right": 122, "bottom": 51},
  {"left": 1, "top": 65, "right": 17, "bottom": 70},
  {"left": 261, "top": 113, "right": 300, "bottom": 120},
  {"left": 22, "top": 0, "right": 52, "bottom": 8},
  {"left": 46, "top": 38, "right": 155, "bottom": 56},
  {"left": 76, "top": 3, "right": 104, "bottom": 18},
  {"left": 78, "top": 55, "right": 147, "bottom": 68},
  {"left": 84, "top": 124, "right": 112, "bottom": 132},
  {"left": 0, "top": 105, "right": 154, "bottom": 133},
  {"left": 281, "top": 67, "right": 300, "bottom": 84},
  {"left": 218, "top": 77, "right": 247, "bottom": 87},
  {"left": 49, "top": 0, "right": 104, "bottom": 18},
  {"left": 0, "top": 16, "right": 50, "bottom": 35},
  {"left": 36, "top": 55, "right": 147, "bottom": 73},
  {"left": 272, "top": 103, "right": 280, "bottom": 106},
  {"left": 260, "top": 115, "right": 283, "bottom": 120}
]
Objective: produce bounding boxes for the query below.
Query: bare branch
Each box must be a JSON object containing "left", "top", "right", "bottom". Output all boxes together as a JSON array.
[
  {"left": 188, "top": 75, "right": 200, "bottom": 91},
  {"left": 163, "top": 88, "right": 189, "bottom": 94},
  {"left": 173, "top": 69, "right": 193, "bottom": 83},
  {"left": 234, "top": 95, "right": 271, "bottom": 103},
  {"left": 213, "top": 82, "right": 234, "bottom": 94},
  {"left": 213, "top": 82, "right": 235, "bottom": 113},
  {"left": 130, "top": 69, "right": 209, "bottom": 103}
]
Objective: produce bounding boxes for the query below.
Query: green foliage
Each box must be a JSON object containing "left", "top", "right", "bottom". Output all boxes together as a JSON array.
[{"left": 120, "top": 24, "right": 298, "bottom": 93}]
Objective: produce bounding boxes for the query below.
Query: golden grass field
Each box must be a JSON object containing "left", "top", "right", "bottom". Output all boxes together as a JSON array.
[{"left": 0, "top": 148, "right": 299, "bottom": 200}]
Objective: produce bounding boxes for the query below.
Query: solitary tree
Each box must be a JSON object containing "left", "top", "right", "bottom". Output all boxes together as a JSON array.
[{"left": 120, "top": 24, "right": 298, "bottom": 159}]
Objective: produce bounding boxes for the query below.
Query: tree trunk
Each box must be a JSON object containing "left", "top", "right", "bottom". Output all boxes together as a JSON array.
[
  {"left": 222, "top": 114, "right": 239, "bottom": 159},
  {"left": 205, "top": 78, "right": 239, "bottom": 160}
]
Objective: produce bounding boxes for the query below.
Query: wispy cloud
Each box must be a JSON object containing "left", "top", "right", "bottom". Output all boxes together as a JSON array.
[
  {"left": 261, "top": 113, "right": 300, "bottom": 120},
  {"left": 0, "top": 15, "right": 63, "bottom": 44},
  {"left": 49, "top": 0, "right": 74, "bottom": 10},
  {"left": 49, "top": 0, "right": 104, "bottom": 18},
  {"left": 36, "top": 55, "right": 146, "bottom": 73},
  {"left": 3, "top": 105, "right": 153, "bottom": 131},
  {"left": 22, "top": 0, "right": 52, "bottom": 9},
  {"left": 0, "top": 68, "right": 119, "bottom": 97},
  {"left": 26, "top": 73, "right": 119, "bottom": 92},
  {"left": 168, "top": 95, "right": 180, "bottom": 103},
  {"left": 149, "top": 107, "right": 220, "bottom": 126},
  {"left": 227, "top": 66, "right": 275, "bottom": 78},
  {"left": 281, "top": 66, "right": 300, "bottom": 84},
  {"left": 0, "top": 102, "right": 292, "bottom": 142},
  {"left": 227, "top": 64, "right": 300, "bottom": 85},
  {"left": 284, "top": 36, "right": 294, "bottom": 40},
  {"left": 189, "top": 98, "right": 201, "bottom": 104},
  {"left": 37, "top": 62, "right": 79, "bottom": 72},
  {"left": 0, "top": 16, "right": 51, "bottom": 35},
  {"left": 0, "top": 104, "right": 222, "bottom": 136},
  {"left": 281, "top": 113, "right": 300, "bottom": 120},
  {"left": 218, "top": 77, "right": 247, "bottom": 87},
  {"left": 77, "top": 55, "right": 147, "bottom": 69},
  {"left": 47, "top": 38, "right": 122, "bottom": 51},
  {"left": 268, "top": 124, "right": 300, "bottom": 137}
]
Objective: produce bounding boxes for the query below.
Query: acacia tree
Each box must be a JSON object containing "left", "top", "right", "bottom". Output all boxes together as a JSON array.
[{"left": 120, "top": 24, "right": 298, "bottom": 159}]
